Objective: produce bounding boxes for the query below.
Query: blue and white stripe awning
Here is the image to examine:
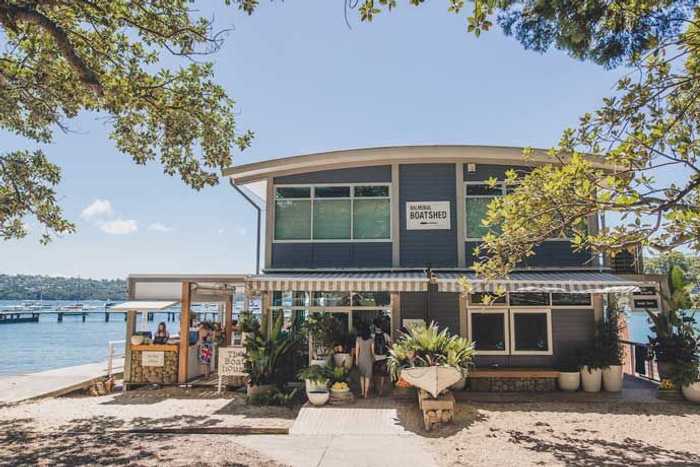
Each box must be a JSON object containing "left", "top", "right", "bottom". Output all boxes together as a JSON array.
[
  {"left": 435, "top": 271, "right": 648, "bottom": 294},
  {"left": 246, "top": 271, "right": 428, "bottom": 293}
]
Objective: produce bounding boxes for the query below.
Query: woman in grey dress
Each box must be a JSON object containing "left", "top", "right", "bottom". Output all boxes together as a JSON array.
[{"left": 355, "top": 324, "right": 375, "bottom": 398}]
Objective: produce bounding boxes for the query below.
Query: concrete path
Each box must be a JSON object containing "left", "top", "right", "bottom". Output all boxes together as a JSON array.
[
  {"left": 238, "top": 398, "right": 437, "bottom": 467},
  {"left": 0, "top": 359, "right": 123, "bottom": 404}
]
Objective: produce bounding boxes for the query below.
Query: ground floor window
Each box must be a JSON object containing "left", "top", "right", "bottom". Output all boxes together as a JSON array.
[{"left": 468, "top": 308, "right": 553, "bottom": 356}]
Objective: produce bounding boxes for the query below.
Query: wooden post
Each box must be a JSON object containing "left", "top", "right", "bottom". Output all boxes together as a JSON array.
[
  {"left": 224, "top": 294, "right": 233, "bottom": 347},
  {"left": 459, "top": 294, "right": 467, "bottom": 338},
  {"left": 390, "top": 292, "right": 401, "bottom": 340},
  {"left": 123, "top": 309, "right": 137, "bottom": 388},
  {"left": 593, "top": 293, "right": 604, "bottom": 322},
  {"left": 178, "top": 281, "right": 192, "bottom": 384}
]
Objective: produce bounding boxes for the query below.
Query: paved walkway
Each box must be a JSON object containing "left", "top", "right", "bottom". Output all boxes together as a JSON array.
[
  {"left": 0, "top": 359, "right": 122, "bottom": 404},
  {"left": 236, "top": 399, "right": 437, "bottom": 467}
]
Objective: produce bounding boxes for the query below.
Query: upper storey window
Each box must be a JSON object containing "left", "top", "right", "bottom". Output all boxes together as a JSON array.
[
  {"left": 465, "top": 182, "right": 505, "bottom": 240},
  {"left": 274, "top": 184, "right": 391, "bottom": 242}
]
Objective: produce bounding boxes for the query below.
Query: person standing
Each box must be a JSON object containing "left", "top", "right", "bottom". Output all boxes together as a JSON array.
[
  {"left": 355, "top": 323, "right": 375, "bottom": 399},
  {"left": 372, "top": 317, "right": 392, "bottom": 396}
]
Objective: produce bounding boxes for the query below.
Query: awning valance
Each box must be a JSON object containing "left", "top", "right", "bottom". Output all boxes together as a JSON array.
[
  {"left": 435, "top": 271, "right": 649, "bottom": 294},
  {"left": 246, "top": 272, "right": 428, "bottom": 293},
  {"left": 110, "top": 301, "right": 178, "bottom": 312}
]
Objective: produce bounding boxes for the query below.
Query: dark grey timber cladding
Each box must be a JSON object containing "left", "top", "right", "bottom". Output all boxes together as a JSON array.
[
  {"left": 465, "top": 241, "right": 592, "bottom": 268},
  {"left": 271, "top": 243, "right": 392, "bottom": 268},
  {"left": 274, "top": 165, "right": 391, "bottom": 184},
  {"left": 464, "top": 163, "right": 531, "bottom": 182},
  {"left": 400, "top": 164, "right": 457, "bottom": 267},
  {"left": 472, "top": 309, "right": 595, "bottom": 368},
  {"left": 400, "top": 292, "right": 427, "bottom": 323}
]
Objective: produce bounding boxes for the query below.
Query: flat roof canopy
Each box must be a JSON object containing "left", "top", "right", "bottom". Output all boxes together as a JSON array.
[{"left": 111, "top": 301, "right": 178, "bottom": 312}]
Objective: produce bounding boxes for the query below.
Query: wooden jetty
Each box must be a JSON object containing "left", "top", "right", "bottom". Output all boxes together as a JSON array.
[{"left": 0, "top": 312, "right": 40, "bottom": 324}]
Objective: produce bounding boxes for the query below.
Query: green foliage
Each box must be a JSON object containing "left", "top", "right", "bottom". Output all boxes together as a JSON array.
[
  {"left": 296, "top": 365, "right": 329, "bottom": 384},
  {"left": 0, "top": 274, "right": 126, "bottom": 300},
  {"left": 244, "top": 313, "right": 302, "bottom": 386},
  {"left": 247, "top": 386, "right": 303, "bottom": 408},
  {"left": 303, "top": 313, "right": 343, "bottom": 355},
  {"left": 321, "top": 365, "right": 352, "bottom": 385},
  {"left": 0, "top": 1, "right": 256, "bottom": 242},
  {"left": 387, "top": 322, "right": 474, "bottom": 381}
]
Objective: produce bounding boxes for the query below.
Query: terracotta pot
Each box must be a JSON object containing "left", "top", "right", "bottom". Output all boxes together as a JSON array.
[
  {"left": 602, "top": 365, "right": 624, "bottom": 392},
  {"left": 682, "top": 382, "right": 700, "bottom": 403},
  {"left": 333, "top": 353, "right": 353, "bottom": 370},
  {"left": 246, "top": 384, "right": 274, "bottom": 397},
  {"left": 580, "top": 366, "right": 602, "bottom": 393},
  {"left": 558, "top": 372, "right": 581, "bottom": 392}
]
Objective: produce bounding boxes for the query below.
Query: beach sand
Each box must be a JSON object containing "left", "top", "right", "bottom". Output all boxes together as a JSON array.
[{"left": 410, "top": 401, "right": 700, "bottom": 466}]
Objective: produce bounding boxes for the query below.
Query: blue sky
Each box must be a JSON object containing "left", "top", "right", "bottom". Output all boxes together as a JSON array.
[{"left": 1, "top": 1, "right": 629, "bottom": 279}]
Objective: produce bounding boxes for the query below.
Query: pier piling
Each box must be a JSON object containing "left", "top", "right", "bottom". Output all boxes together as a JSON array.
[
  {"left": 58, "top": 312, "right": 63, "bottom": 322},
  {"left": 105, "top": 312, "right": 110, "bottom": 322}
]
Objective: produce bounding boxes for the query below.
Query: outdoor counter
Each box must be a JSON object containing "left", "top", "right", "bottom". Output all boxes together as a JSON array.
[{"left": 128, "top": 343, "right": 179, "bottom": 385}]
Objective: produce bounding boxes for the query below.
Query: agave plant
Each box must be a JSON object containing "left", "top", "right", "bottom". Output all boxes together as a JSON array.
[{"left": 387, "top": 322, "right": 475, "bottom": 381}]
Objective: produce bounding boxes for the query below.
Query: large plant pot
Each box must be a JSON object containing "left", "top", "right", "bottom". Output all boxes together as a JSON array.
[
  {"left": 307, "top": 390, "right": 330, "bottom": 406},
  {"left": 682, "top": 382, "right": 700, "bottom": 403},
  {"left": 602, "top": 365, "right": 624, "bottom": 392},
  {"left": 450, "top": 374, "right": 467, "bottom": 391},
  {"left": 305, "top": 379, "right": 329, "bottom": 393},
  {"left": 333, "top": 353, "right": 353, "bottom": 370},
  {"left": 657, "top": 361, "right": 674, "bottom": 380},
  {"left": 246, "top": 384, "right": 274, "bottom": 398},
  {"left": 580, "top": 366, "right": 602, "bottom": 393},
  {"left": 558, "top": 372, "right": 581, "bottom": 392},
  {"left": 130, "top": 335, "right": 144, "bottom": 345}
]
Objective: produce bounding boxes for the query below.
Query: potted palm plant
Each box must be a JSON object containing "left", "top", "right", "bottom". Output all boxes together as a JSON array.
[
  {"left": 244, "top": 313, "right": 301, "bottom": 397},
  {"left": 304, "top": 313, "right": 339, "bottom": 366},
  {"left": 600, "top": 301, "right": 625, "bottom": 392}
]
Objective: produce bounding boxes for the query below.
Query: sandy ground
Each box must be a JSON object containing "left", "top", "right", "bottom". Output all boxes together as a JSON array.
[
  {"left": 0, "top": 386, "right": 297, "bottom": 466},
  {"left": 415, "top": 401, "right": 700, "bottom": 466}
]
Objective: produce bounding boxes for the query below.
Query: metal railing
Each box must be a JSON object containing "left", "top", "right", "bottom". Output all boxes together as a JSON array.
[
  {"left": 107, "top": 339, "right": 126, "bottom": 377},
  {"left": 620, "top": 339, "right": 660, "bottom": 382}
]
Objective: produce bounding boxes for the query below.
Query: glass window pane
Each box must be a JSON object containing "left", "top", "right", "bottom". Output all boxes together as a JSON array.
[
  {"left": 272, "top": 291, "right": 308, "bottom": 307},
  {"left": 513, "top": 313, "right": 549, "bottom": 351},
  {"left": 466, "top": 197, "right": 495, "bottom": 238},
  {"left": 352, "top": 292, "right": 390, "bottom": 307},
  {"left": 470, "top": 293, "right": 506, "bottom": 305},
  {"left": 276, "top": 187, "right": 310, "bottom": 199},
  {"left": 466, "top": 184, "right": 502, "bottom": 196},
  {"left": 354, "top": 186, "right": 389, "bottom": 197},
  {"left": 313, "top": 199, "right": 351, "bottom": 239},
  {"left": 509, "top": 292, "right": 550, "bottom": 306},
  {"left": 315, "top": 186, "right": 350, "bottom": 198},
  {"left": 312, "top": 292, "right": 351, "bottom": 307},
  {"left": 551, "top": 293, "right": 591, "bottom": 306},
  {"left": 471, "top": 313, "right": 506, "bottom": 351},
  {"left": 353, "top": 199, "right": 390, "bottom": 239},
  {"left": 275, "top": 200, "right": 311, "bottom": 240}
]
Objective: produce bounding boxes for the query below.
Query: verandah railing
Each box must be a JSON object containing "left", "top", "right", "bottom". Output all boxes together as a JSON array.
[{"left": 620, "top": 339, "right": 660, "bottom": 382}]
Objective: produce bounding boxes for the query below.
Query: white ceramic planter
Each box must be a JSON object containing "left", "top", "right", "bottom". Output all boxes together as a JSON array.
[
  {"left": 580, "top": 366, "right": 602, "bottom": 393},
  {"left": 450, "top": 375, "right": 467, "bottom": 391},
  {"left": 307, "top": 390, "right": 330, "bottom": 406},
  {"left": 333, "top": 353, "right": 353, "bottom": 370},
  {"left": 682, "top": 382, "right": 700, "bottom": 403},
  {"left": 558, "top": 372, "right": 581, "bottom": 392},
  {"left": 305, "top": 379, "right": 329, "bottom": 393},
  {"left": 602, "top": 365, "right": 624, "bottom": 392}
]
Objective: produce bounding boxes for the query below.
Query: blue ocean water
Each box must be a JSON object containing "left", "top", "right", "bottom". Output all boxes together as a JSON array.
[{"left": 0, "top": 300, "right": 181, "bottom": 375}]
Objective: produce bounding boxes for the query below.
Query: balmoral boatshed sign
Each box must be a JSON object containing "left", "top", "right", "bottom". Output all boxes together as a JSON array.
[{"left": 406, "top": 201, "right": 451, "bottom": 230}]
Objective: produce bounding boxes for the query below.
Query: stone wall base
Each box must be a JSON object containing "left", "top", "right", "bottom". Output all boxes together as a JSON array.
[{"left": 468, "top": 377, "right": 557, "bottom": 392}]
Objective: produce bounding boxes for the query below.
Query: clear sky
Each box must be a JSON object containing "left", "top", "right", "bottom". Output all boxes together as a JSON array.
[{"left": 1, "top": 1, "right": 629, "bottom": 279}]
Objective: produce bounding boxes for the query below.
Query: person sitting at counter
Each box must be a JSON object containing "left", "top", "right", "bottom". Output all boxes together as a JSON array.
[
  {"left": 197, "top": 323, "right": 213, "bottom": 378},
  {"left": 154, "top": 322, "right": 169, "bottom": 344}
]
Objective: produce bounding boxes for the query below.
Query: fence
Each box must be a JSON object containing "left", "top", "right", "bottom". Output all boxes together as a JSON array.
[
  {"left": 107, "top": 339, "right": 126, "bottom": 377},
  {"left": 621, "top": 339, "right": 660, "bottom": 382}
]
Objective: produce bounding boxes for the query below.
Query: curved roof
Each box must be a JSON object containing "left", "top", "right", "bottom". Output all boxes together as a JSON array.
[{"left": 224, "top": 145, "right": 609, "bottom": 184}]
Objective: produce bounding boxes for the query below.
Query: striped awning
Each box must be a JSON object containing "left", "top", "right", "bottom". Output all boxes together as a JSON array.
[
  {"left": 435, "top": 271, "right": 648, "bottom": 294},
  {"left": 246, "top": 271, "right": 428, "bottom": 293}
]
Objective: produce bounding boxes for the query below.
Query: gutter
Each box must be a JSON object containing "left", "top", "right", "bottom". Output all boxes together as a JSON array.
[{"left": 228, "top": 178, "right": 262, "bottom": 275}]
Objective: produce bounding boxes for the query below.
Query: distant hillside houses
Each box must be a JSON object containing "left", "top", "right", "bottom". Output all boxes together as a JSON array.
[{"left": 0, "top": 274, "right": 127, "bottom": 301}]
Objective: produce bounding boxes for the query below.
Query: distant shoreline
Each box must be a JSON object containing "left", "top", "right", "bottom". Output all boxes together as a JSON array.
[{"left": 0, "top": 274, "right": 127, "bottom": 301}]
